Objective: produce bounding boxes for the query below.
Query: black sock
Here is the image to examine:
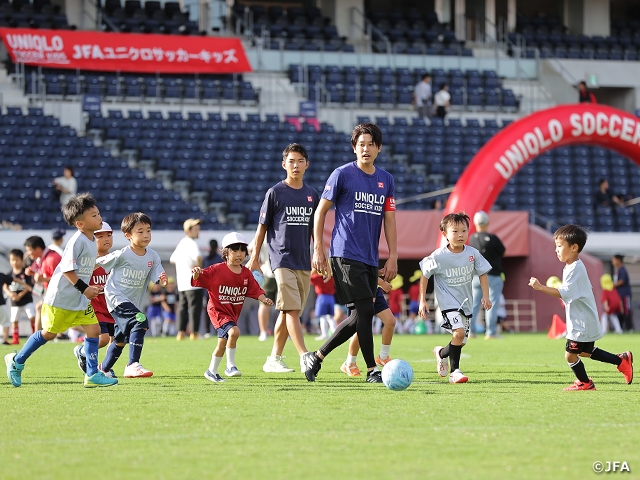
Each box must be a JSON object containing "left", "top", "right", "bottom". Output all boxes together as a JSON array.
[
  {"left": 590, "top": 347, "right": 622, "bottom": 366},
  {"left": 440, "top": 342, "right": 452, "bottom": 359},
  {"left": 353, "top": 298, "right": 376, "bottom": 369},
  {"left": 318, "top": 309, "right": 357, "bottom": 358},
  {"left": 569, "top": 359, "right": 590, "bottom": 383},
  {"left": 449, "top": 344, "right": 462, "bottom": 371}
]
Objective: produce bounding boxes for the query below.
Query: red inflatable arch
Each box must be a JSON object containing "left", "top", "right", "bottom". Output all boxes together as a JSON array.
[{"left": 441, "top": 104, "right": 640, "bottom": 244}]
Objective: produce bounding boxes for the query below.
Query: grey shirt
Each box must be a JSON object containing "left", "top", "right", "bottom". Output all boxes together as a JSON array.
[
  {"left": 419, "top": 245, "right": 491, "bottom": 317},
  {"left": 44, "top": 230, "right": 97, "bottom": 311},
  {"left": 558, "top": 259, "right": 603, "bottom": 342},
  {"left": 97, "top": 246, "right": 165, "bottom": 311}
]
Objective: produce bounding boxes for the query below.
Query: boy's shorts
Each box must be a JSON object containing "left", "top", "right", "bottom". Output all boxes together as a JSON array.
[
  {"left": 147, "top": 304, "right": 163, "bottom": 319},
  {"left": 162, "top": 311, "right": 176, "bottom": 322},
  {"left": 41, "top": 303, "right": 98, "bottom": 334},
  {"left": 263, "top": 276, "right": 277, "bottom": 302},
  {"left": 274, "top": 268, "right": 310, "bottom": 312},
  {"left": 330, "top": 257, "right": 378, "bottom": 305},
  {"left": 110, "top": 302, "right": 149, "bottom": 344},
  {"left": 373, "top": 289, "right": 389, "bottom": 315},
  {"left": 315, "top": 293, "right": 335, "bottom": 317},
  {"left": 217, "top": 321, "right": 238, "bottom": 339},
  {"left": 565, "top": 340, "right": 595, "bottom": 354},
  {"left": 0, "top": 304, "right": 10, "bottom": 328},
  {"left": 409, "top": 300, "right": 419, "bottom": 314},
  {"left": 10, "top": 302, "right": 36, "bottom": 322},
  {"left": 100, "top": 321, "right": 115, "bottom": 336},
  {"left": 440, "top": 309, "right": 471, "bottom": 345}
]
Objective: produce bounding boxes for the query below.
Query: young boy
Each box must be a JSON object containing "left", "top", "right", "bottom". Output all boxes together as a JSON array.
[
  {"left": 0, "top": 272, "right": 13, "bottom": 344},
  {"left": 310, "top": 269, "right": 337, "bottom": 341},
  {"left": 529, "top": 225, "right": 633, "bottom": 390},
  {"left": 192, "top": 232, "right": 273, "bottom": 383},
  {"left": 418, "top": 212, "right": 493, "bottom": 384},
  {"left": 162, "top": 278, "right": 178, "bottom": 336},
  {"left": 5, "top": 249, "right": 36, "bottom": 343},
  {"left": 5, "top": 193, "right": 117, "bottom": 388},
  {"left": 406, "top": 270, "right": 424, "bottom": 333},
  {"left": 73, "top": 222, "right": 117, "bottom": 377},
  {"left": 97, "top": 213, "right": 168, "bottom": 378},
  {"left": 147, "top": 283, "right": 165, "bottom": 337}
]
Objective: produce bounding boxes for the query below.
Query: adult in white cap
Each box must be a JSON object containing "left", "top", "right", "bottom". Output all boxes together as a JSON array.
[
  {"left": 170, "top": 218, "right": 203, "bottom": 340},
  {"left": 469, "top": 211, "right": 506, "bottom": 339}
]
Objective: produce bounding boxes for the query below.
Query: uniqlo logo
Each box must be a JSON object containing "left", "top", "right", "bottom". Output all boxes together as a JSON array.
[
  {"left": 469, "top": 256, "right": 474, "bottom": 262},
  {"left": 148, "top": 261, "right": 153, "bottom": 267},
  {"left": 307, "top": 196, "right": 312, "bottom": 202},
  {"left": 243, "top": 279, "right": 248, "bottom": 285},
  {"left": 378, "top": 182, "right": 384, "bottom": 188}
]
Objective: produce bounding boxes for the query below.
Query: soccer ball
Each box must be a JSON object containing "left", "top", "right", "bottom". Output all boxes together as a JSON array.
[
  {"left": 381, "top": 359, "right": 414, "bottom": 391},
  {"left": 252, "top": 270, "right": 265, "bottom": 287}
]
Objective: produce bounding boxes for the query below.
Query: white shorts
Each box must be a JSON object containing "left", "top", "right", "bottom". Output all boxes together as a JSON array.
[
  {"left": 440, "top": 310, "right": 471, "bottom": 345},
  {"left": 10, "top": 303, "right": 36, "bottom": 322},
  {"left": 0, "top": 304, "right": 10, "bottom": 328}
]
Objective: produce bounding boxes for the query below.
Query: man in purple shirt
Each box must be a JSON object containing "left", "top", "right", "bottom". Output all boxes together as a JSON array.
[{"left": 309, "top": 123, "right": 398, "bottom": 383}]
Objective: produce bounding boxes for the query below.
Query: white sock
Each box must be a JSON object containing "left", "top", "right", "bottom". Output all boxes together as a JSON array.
[
  {"left": 226, "top": 347, "right": 236, "bottom": 368},
  {"left": 346, "top": 354, "right": 358, "bottom": 365},
  {"left": 209, "top": 353, "right": 223, "bottom": 374},
  {"left": 319, "top": 316, "right": 328, "bottom": 337},
  {"left": 379, "top": 344, "right": 391, "bottom": 359},
  {"left": 327, "top": 317, "right": 337, "bottom": 332}
]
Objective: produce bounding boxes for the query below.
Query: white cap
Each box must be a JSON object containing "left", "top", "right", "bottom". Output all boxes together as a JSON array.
[
  {"left": 222, "top": 232, "right": 249, "bottom": 248},
  {"left": 95, "top": 221, "right": 113, "bottom": 233},
  {"left": 473, "top": 211, "right": 489, "bottom": 226}
]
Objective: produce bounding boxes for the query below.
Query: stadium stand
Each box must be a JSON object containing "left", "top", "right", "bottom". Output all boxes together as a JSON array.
[
  {"left": 0, "top": 0, "right": 72, "bottom": 29},
  {"left": 99, "top": 0, "right": 200, "bottom": 34}
]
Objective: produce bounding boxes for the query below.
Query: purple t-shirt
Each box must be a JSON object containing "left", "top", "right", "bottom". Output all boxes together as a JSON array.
[
  {"left": 322, "top": 162, "right": 395, "bottom": 267},
  {"left": 259, "top": 181, "right": 320, "bottom": 271}
]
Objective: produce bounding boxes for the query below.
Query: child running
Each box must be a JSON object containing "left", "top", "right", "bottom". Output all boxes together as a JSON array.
[
  {"left": 528, "top": 224, "right": 633, "bottom": 390},
  {"left": 193, "top": 232, "right": 273, "bottom": 383},
  {"left": 5, "top": 249, "right": 36, "bottom": 343},
  {"left": 97, "top": 213, "right": 167, "bottom": 378},
  {"left": 5, "top": 193, "right": 117, "bottom": 388},
  {"left": 418, "top": 212, "right": 492, "bottom": 384}
]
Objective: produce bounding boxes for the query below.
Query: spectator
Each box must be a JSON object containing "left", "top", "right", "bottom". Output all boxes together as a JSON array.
[
  {"left": 48, "top": 228, "right": 66, "bottom": 256},
  {"left": 600, "top": 274, "right": 623, "bottom": 334},
  {"left": 52, "top": 166, "right": 77, "bottom": 206},
  {"left": 577, "top": 81, "right": 597, "bottom": 103},
  {"left": 595, "top": 178, "right": 626, "bottom": 209},
  {"left": 412, "top": 74, "right": 432, "bottom": 118},
  {"left": 202, "top": 239, "right": 223, "bottom": 338},
  {"left": 434, "top": 83, "right": 450, "bottom": 119},
  {"left": 611, "top": 254, "right": 633, "bottom": 331},
  {"left": 170, "top": 218, "right": 204, "bottom": 341},
  {"left": 469, "top": 211, "right": 506, "bottom": 339}
]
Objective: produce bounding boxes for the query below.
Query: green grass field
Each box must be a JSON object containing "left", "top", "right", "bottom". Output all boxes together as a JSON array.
[{"left": 1, "top": 333, "right": 639, "bottom": 480}]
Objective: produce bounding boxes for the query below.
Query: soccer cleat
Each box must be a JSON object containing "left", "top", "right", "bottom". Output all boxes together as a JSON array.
[
  {"left": 224, "top": 366, "right": 242, "bottom": 377},
  {"left": 5, "top": 352, "right": 24, "bottom": 387},
  {"left": 176, "top": 332, "right": 184, "bottom": 341},
  {"left": 375, "top": 355, "right": 392, "bottom": 368},
  {"left": 340, "top": 362, "right": 361, "bottom": 377},
  {"left": 301, "top": 351, "right": 321, "bottom": 382},
  {"left": 98, "top": 363, "right": 117, "bottom": 378},
  {"left": 258, "top": 331, "right": 268, "bottom": 342},
  {"left": 11, "top": 339, "right": 19, "bottom": 345},
  {"left": 449, "top": 369, "right": 469, "bottom": 384},
  {"left": 433, "top": 346, "right": 449, "bottom": 377},
  {"left": 204, "top": 370, "right": 225, "bottom": 383},
  {"left": 617, "top": 351, "right": 633, "bottom": 384},
  {"left": 123, "top": 362, "right": 153, "bottom": 378},
  {"left": 263, "top": 355, "right": 295, "bottom": 373},
  {"left": 366, "top": 370, "right": 383, "bottom": 383},
  {"left": 190, "top": 333, "right": 199, "bottom": 341},
  {"left": 73, "top": 345, "right": 87, "bottom": 374},
  {"left": 563, "top": 378, "right": 596, "bottom": 391},
  {"left": 84, "top": 371, "right": 118, "bottom": 388}
]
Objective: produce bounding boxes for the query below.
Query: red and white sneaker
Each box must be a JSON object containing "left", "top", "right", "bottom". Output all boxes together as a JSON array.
[
  {"left": 433, "top": 346, "right": 449, "bottom": 377},
  {"left": 563, "top": 378, "right": 596, "bottom": 391},
  {"left": 340, "top": 362, "right": 361, "bottom": 377},
  {"left": 448, "top": 369, "right": 468, "bottom": 384},
  {"left": 617, "top": 351, "right": 633, "bottom": 384},
  {"left": 124, "top": 362, "right": 153, "bottom": 378}
]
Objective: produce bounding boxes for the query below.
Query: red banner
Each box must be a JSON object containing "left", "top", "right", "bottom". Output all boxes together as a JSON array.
[{"left": 0, "top": 28, "right": 252, "bottom": 74}]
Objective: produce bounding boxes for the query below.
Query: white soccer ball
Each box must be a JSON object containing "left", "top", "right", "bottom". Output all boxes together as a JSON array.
[
  {"left": 381, "top": 359, "right": 414, "bottom": 391},
  {"left": 252, "top": 270, "right": 265, "bottom": 287}
]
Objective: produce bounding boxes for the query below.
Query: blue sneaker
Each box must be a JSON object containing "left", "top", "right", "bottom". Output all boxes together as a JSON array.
[
  {"left": 84, "top": 371, "right": 118, "bottom": 388},
  {"left": 5, "top": 352, "right": 24, "bottom": 387},
  {"left": 204, "top": 370, "right": 225, "bottom": 383},
  {"left": 73, "top": 345, "right": 87, "bottom": 374}
]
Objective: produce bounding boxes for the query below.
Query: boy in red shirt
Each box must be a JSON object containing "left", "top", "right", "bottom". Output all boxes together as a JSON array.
[
  {"left": 600, "top": 274, "right": 623, "bottom": 334},
  {"left": 192, "top": 232, "right": 273, "bottom": 383},
  {"left": 310, "top": 270, "right": 337, "bottom": 340}
]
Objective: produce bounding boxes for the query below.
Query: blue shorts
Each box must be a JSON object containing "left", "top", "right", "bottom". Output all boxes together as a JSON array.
[
  {"left": 315, "top": 294, "right": 335, "bottom": 317},
  {"left": 409, "top": 300, "right": 419, "bottom": 314},
  {"left": 111, "top": 302, "right": 149, "bottom": 344},
  {"left": 146, "top": 304, "right": 163, "bottom": 319},
  {"left": 162, "top": 311, "right": 175, "bottom": 321},
  {"left": 217, "top": 321, "right": 237, "bottom": 339},
  {"left": 99, "top": 321, "right": 115, "bottom": 336},
  {"left": 374, "top": 289, "right": 389, "bottom": 315}
]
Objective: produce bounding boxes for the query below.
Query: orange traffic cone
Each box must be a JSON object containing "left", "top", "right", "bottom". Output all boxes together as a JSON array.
[{"left": 547, "top": 314, "right": 567, "bottom": 339}]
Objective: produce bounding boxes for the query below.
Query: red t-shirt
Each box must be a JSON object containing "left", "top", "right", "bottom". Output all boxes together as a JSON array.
[
  {"left": 601, "top": 289, "right": 622, "bottom": 314},
  {"left": 192, "top": 263, "right": 265, "bottom": 329},
  {"left": 388, "top": 289, "right": 403, "bottom": 315},
  {"left": 28, "top": 248, "right": 62, "bottom": 289},
  {"left": 408, "top": 283, "right": 420, "bottom": 302},
  {"left": 310, "top": 271, "right": 335, "bottom": 295},
  {"left": 90, "top": 266, "right": 114, "bottom": 323}
]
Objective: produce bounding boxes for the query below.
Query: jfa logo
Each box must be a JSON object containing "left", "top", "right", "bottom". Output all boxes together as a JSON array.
[
  {"left": 260, "top": 212, "right": 266, "bottom": 218},
  {"left": 324, "top": 185, "right": 331, "bottom": 191},
  {"left": 469, "top": 256, "right": 474, "bottom": 262},
  {"left": 147, "top": 261, "right": 153, "bottom": 268},
  {"left": 378, "top": 182, "right": 384, "bottom": 188},
  {"left": 307, "top": 196, "right": 313, "bottom": 202},
  {"left": 243, "top": 279, "right": 248, "bottom": 285}
]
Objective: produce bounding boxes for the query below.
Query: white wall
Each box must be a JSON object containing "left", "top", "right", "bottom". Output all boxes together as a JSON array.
[{"left": 584, "top": 0, "right": 610, "bottom": 36}]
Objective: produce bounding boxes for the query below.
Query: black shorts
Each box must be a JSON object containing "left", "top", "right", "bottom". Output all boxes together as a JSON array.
[
  {"left": 330, "top": 257, "right": 378, "bottom": 305},
  {"left": 565, "top": 340, "right": 595, "bottom": 354},
  {"left": 263, "top": 276, "right": 277, "bottom": 302},
  {"left": 99, "top": 321, "right": 115, "bottom": 336},
  {"left": 111, "top": 302, "right": 149, "bottom": 344}
]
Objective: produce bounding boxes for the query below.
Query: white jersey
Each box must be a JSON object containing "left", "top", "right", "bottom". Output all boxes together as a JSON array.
[
  {"left": 419, "top": 245, "right": 491, "bottom": 317},
  {"left": 44, "top": 230, "right": 97, "bottom": 311},
  {"left": 97, "top": 246, "right": 165, "bottom": 311},
  {"left": 170, "top": 236, "right": 202, "bottom": 291},
  {"left": 558, "top": 259, "right": 603, "bottom": 342}
]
